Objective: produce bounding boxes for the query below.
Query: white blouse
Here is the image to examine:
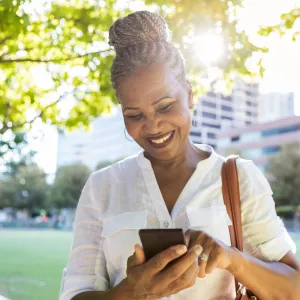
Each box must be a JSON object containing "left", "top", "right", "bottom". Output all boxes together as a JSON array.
[{"left": 59, "top": 144, "right": 296, "bottom": 300}]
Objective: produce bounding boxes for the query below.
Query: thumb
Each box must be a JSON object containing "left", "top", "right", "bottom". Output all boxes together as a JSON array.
[
  {"left": 128, "top": 244, "right": 146, "bottom": 269},
  {"left": 134, "top": 244, "right": 146, "bottom": 265}
]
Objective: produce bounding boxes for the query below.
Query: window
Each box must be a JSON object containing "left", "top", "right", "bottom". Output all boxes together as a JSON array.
[
  {"left": 262, "top": 125, "right": 300, "bottom": 137},
  {"left": 202, "top": 111, "right": 217, "bottom": 119},
  {"left": 221, "top": 116, "right": 233, "bottom": 121},
  {"left": 207, "top": 132, "right": 216, "bottom": 139},
  {"left": 202, "top": 100, "right": 216, "bottom": 109},
  {"left": 222, "top": 95, "right": 232, "bottom": 102},
  {"left": 190, "top": 131, "right": 202, "bottom": 137},
  {"left": 202, "top": 123, "right": 221, "bottom": 129},
  {"left": 231, "top": 136, "right": 240, "bottom": 142},
  {"left": 193, "top": 109, "right": 197, "bottom": 116},
  {"left": 221, "top": 105, "right": 232, "bottom": 112},
  {"left": 246, "top": 121, "right": 252, "bottom": 125},
  {"left": 207, "top": 91, "right": 216, "bottom": 97}
]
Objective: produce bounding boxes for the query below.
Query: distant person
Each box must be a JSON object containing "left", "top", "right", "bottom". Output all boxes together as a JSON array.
[{"left": 59, "top": 11, "right": 300, "bottom": 300}]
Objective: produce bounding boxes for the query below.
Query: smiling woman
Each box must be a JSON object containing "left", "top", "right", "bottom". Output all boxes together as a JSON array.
[{"left": 59, "top": 10, "right": 300, "bottom": 300}]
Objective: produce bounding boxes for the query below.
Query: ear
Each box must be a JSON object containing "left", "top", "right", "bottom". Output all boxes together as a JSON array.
[{"left": 186, "top": 80, "right": 194, "bottom": 110}]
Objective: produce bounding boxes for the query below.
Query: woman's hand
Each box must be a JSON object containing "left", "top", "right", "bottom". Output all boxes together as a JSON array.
[
  {"left": 185, "top": 229, "right": 235, "bottom": 278},
  {"left": 124, "top": 243, "right": 202, "bottom": 299}
]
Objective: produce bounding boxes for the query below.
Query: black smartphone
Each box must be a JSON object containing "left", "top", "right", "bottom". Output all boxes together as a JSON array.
[{"left": 139, "top": 228, "right": 187, "bottom": 261}]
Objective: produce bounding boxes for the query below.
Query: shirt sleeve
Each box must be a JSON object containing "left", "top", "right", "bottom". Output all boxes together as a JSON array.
[
  {"left": 236, "top": 158, "right": 296, "bottom": 262},
  {"left": 59, "top": 173, "right": 110, "bottom": 300}
]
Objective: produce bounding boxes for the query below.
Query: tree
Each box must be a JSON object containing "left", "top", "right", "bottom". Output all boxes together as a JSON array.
[
  {"left": 50, "top": 164, "right": 91, "bottom": 208},
  {"left": 0, "top": 163, "right": 48, "bottom": 211},
  {"left": 1, "top": 0, "right": 266, "bottom": 143},
  {"left": 0, "top": 132, "right": 35, "bottom": 173},
  {"left": 267, "top": 144, "right": 300, "bottom": 209},
  {"left": 95, "top": 158, "right": 123, "bottom": 171}
]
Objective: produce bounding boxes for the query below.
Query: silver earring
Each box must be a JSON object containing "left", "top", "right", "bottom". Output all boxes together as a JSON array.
[
  {"left": 124, "top": 128, "right": 134, "bottom": 142},
  {"left": 192, "top": 119, "right": 197, "bottom": 127}
]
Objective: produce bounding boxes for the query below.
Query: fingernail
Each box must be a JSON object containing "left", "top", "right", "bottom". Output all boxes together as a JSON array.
[
  {"left": 193, "top": 245, "right": 203, "bottom": 256},
  {"left": 176, "top": 245, "right": 187, "bottom": 255}
]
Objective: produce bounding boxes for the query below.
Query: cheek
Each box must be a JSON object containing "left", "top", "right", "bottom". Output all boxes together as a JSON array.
[{"left": 125, "top": 120, "right": 142, "bottom": 139}]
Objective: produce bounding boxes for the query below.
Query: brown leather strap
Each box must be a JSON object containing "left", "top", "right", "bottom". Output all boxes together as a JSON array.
[{"left": 221, "top": 156, "right": 243, "bottom": 294}]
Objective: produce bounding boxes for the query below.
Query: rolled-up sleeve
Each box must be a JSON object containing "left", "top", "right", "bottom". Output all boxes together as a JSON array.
[
  {"left": 59, "top": 173, "right": 109, "bottom": 300},
  {"left": 237, "top": 159, "right": 296, "bottom": 262}
]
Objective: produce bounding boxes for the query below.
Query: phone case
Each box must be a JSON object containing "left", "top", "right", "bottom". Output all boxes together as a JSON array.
[{"left": 139, "top": 228, "right": 187, "bottom": 261}]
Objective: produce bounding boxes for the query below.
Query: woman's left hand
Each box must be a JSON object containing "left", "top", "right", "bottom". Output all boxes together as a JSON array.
[{"left": 185, "top": 229, "right": 236, "bottom": 278}]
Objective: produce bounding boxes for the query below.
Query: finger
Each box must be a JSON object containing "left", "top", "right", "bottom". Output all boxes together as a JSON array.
[
  {"left": 145, "top": 244, "right": 187, "bottom": 276},
  {"left": 198, "top": 249, "right": 212, "bottom": 278},
  {"left": 155, "top": 245, "right": 202, "bottom": 286},
  {"left": 168, "top": 258, "right": 199, "bottom": 294}
]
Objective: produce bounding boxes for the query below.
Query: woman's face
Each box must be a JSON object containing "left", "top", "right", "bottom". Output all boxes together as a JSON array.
[{"left": 116, "top": 63, "right": 194, "bottom": 161}]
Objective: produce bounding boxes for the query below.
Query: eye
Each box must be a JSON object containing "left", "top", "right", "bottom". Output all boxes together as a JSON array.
[
  {"left": 158, "top": 103, "right": 173, "bottom": 113},
  {"left": 127, "top": 114, "right": 143, "bottom": 120}
]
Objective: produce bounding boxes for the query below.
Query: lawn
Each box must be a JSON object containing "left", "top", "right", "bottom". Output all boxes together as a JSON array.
[
  {"left": 0, "top": 230, "right": 299, "bottom": 300},
  {"left": 0, "top": 230, "right": 73, "bottom": 300}
]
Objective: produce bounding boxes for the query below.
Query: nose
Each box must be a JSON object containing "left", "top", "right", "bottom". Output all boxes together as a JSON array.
[{"left": 144, "top": 114, "right": 162, "bottom": 135}]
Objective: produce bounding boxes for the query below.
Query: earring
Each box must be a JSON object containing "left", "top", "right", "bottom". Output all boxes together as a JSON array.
[
  {"left": 192, "top": 119, "right": 197, "bottom": 127},
  {"left": 124, "top": 128, "right": 134, "bottom": 142}
]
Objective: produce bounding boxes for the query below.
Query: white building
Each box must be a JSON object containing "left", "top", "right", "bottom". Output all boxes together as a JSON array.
[
  {"left": 258, "top": 92, "right": 295, "bottom": 123},
  {"left": 56, "top": 107, "right": 141, "bottom": 171},
  {"left": 190, "top": 79, "right": 259, "bottom": 148}
]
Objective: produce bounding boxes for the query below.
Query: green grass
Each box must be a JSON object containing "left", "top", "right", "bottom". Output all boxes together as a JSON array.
[
  {"left": 0, "top": 230, "right": 73, "bottom": 300},
  {"left": 0, "top": 230, "right": 299, "bottom": 300}
]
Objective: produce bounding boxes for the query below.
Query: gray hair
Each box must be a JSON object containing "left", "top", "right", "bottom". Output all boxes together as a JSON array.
[{"left": 108, "top": 11, "right": 187, "bottom": 91}]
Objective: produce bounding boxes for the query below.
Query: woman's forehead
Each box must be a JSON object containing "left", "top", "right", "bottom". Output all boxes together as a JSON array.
[{"left": 117, "top": 63, "right": 181, "bottom": 105}]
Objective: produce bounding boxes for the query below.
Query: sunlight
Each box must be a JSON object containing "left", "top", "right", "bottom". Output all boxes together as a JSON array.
[{"left": 193, "top": 33, "right": 224, "bottom": 66}]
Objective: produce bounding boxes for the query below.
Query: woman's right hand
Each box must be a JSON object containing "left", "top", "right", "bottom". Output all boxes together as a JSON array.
[{"left": 123, "top": 243, "right": 203, "bottom": 299}]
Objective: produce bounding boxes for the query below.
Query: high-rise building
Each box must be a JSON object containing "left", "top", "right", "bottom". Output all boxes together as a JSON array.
[
  {"left": 258, "top": 92, "right": 295, "bottom": 123},
  {"left": 190, "top": 79, "right": 259, "bottom": 148},
  {"left": 56, "top": 107, "right": 141, "bottom": 171}
]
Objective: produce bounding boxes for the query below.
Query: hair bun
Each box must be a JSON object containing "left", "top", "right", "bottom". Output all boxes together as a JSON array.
[{"left": 109, "top": 11, "right": 171, "bottom": 51}]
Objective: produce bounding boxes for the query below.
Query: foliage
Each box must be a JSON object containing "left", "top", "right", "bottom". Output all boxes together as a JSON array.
[
  {"left": 259, "top": 8, "right": 300, "bottom": 42},
  {"left": 0, "top": 163, "right": 48, "bottom": 210},
  {"left": 267, "top": 144, "right": 300, "bottom": 209},
  {"left": 0, "top": 0, "right": 265, "bottom": 142},
  {"left": 0, "top": 132, "right": 35, "bottom": 173},
  {"left": 95, "top": 158, "right": 123, "bottom": 171},
  {"left": 50, "top": 163, "right": 91, "bottom": 208}
]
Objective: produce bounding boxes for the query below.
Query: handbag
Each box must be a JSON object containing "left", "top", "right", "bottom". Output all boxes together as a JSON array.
[{"left": 221, "top": 156, "right": 258, "bottom": 300}]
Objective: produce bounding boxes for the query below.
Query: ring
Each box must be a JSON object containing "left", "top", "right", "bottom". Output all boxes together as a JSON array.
[{"left": 199, "top": 253, "right": 209, "bottom": 262}]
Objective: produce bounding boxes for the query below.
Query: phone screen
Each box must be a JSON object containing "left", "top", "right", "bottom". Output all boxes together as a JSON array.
[{"left": 139, "top": 228, "right": 187, "bottom": 261}]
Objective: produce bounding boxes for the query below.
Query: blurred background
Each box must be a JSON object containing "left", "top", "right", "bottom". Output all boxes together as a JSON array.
[{"left": 1, "top": 0, "right": 300, "bottom": 299}]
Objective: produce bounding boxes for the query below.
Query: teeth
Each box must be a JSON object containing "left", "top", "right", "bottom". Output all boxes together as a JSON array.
[{"left": 150, "top": 132, "right": 172, "bottom": 144}]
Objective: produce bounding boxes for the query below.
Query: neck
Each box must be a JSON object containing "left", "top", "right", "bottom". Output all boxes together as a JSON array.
[{"left": 144, "top": 139, "right": 205, "bottom": 171}]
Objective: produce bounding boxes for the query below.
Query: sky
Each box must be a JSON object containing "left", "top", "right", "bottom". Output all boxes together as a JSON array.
[{"left": 28, "top": 0, "right": 300, "bottom": 175}]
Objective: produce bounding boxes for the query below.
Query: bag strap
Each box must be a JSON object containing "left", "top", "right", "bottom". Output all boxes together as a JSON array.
[
  {"left": 221, "top": 156, "right": 243, "bottom": 251},
  {"left": 221, "top": 156, "right": 243, "bottom": 296}
]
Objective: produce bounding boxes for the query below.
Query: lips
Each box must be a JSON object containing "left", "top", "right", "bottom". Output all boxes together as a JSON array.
[{"left": 147, "top": 130, "right": 175, "bottom": 149}]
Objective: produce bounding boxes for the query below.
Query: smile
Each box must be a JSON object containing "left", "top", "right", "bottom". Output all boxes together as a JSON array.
[{"left": 147, "top": 130, "right": 175, "bottom": 149}]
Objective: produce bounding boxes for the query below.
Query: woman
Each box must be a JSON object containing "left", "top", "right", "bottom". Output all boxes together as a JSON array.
[{"left": 59, "top": 11, "right": 300, "bottom": 300}]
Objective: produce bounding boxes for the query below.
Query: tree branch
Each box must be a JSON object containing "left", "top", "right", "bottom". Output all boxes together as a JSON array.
[
  {"left": 0, "top": 35, "right": 12, "bottom": 46},
  {"left": 0, "top": 49, "right": 112, "bottom": 64}
]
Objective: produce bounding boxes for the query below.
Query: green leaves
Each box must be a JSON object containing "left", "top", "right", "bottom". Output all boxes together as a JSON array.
[{"left": 268, "top": 144, "right": 300, "bottom": 208}]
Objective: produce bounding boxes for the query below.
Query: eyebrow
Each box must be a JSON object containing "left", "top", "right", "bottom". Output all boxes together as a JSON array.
[{"left": 122, "top": 96, "right": 172, "bottom": 113}]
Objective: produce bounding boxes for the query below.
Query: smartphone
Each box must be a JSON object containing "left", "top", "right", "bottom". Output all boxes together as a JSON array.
[{"left": 139, "top": 228, "right": 187, "bottom": 261}]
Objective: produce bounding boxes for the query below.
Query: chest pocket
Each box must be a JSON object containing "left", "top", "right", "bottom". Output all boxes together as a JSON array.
[
  {"left": 102, "top": 210, "right": 148, "bottom": 270},
  {"left": 186, "top": 205, "right": 232, "bottom": 246}
]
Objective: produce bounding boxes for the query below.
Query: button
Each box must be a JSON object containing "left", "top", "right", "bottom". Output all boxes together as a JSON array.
[{"left": 164, "top": 221, "right": 169, "bottom": 228}]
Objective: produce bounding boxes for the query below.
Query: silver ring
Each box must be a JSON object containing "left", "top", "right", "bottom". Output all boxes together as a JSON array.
[{"left": 199, "top": 253, "right": 209, "bottom": 262}]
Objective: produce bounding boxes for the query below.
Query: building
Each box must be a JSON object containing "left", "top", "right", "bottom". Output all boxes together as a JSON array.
[
  {"left": 190, "top": 79, "right": 259, "bottom": 148},
  {"left": 258, "top": 92, "right": 295, "bottom": 123},
  {"left": 217, "top": 116, "right": 300, "bottom": 172},
  {"left": 56, "top": 107, "right": 141, "bottom": 171}
]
